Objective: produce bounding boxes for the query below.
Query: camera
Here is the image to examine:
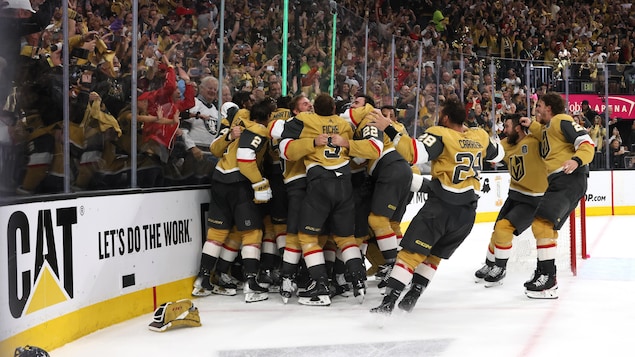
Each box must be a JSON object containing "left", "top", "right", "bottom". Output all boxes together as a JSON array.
[{"left": 50, "top": 43, "right": 62, "bottom": 52}]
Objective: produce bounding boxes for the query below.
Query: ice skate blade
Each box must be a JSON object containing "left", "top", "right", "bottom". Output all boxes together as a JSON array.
[
  {"left": 354, "top": 289, "right": 365, "bottom": 304},
  {"left": 212, "top": 285, "right": 237, "bottom": 296},
  {"left": 474, "top": 277, "right": 485, "bottom": 283},
  {"left": 245, "top": 292, "right": 269, "bottom": 303},
  {"left": 484, "top": 280, "right": 504, "bottom": 288},
  {"left": 525, "top": 287, "right": 558, "bottom": 299},
  {"left": 280, "top": 290, "right": 292, "bottom": 304},
  {"left": 369, "top": 306, "right": 393, "bottom": 315},
  {"left": 298, "top": 295, "right": 331, "bottom": 306}
]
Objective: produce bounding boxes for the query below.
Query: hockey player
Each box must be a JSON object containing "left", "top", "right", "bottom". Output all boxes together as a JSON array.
[
  {"left": 369, "top": 97, "right": 504, "bottom": 314},
  {"left": 473, "top": 114, "right": 548, "bottom": 288},
  {"left": 342, "top": 96, "right": 413, "bottom": 291},
  {"left": 257, "top": 97, "right": 293, "bottom": 291},
  {"left": 519, "top": 92, "right": 594, "bottom": 299},
  {"left": 192, "top": 98, "right": 274, "bottom": 303},
  {"left": 268, "top": 94, "right": 315, "bottom": 304},
  {"left": 271, "top": 94, "right": 382, "bottom": 306}
]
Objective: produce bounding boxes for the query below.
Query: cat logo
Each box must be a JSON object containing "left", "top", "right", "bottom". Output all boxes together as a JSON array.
[
  {"left": 7, "top": 207, "right": 78, "bottom": 318},
  {"left": 509, "top": 155, "right": 526, "bottom": 181}
]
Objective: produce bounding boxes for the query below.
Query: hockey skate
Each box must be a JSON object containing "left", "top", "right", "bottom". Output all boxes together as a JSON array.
[
  {"left": 397, "top": 283, "right": 424, "bottom": 312},
  {"left": 349, "top": 271, "right": 366, "bottom": 304},
  {"left": 525, "top": 273, "right": 558, "bottom": 299},
  {"left": 370, "top": 288, "right": 401, "bottom": 315},
  {"left": 280, "top": 276, "right": 296, "bottom": 304},
  {"left": 376, "top": 263, "right": 393, "bottom": 288},
  {"left": 484, "top": 265, "right": 506, "bottom": 287},
  {"left": 244, "top": 274, "right": 269, "bottom": 303},
  {"left": 474, "top": 261, "right": 494, "bottom": 283},
  {"left": 257, "top": 269, "right": 280, "bottom": 293},
  {"left": 192, "top": 272, "right": 213, "bottom": 297},
  {"left": 524, "top": 268, "right": 541, "bottom": 288},
  {"left": 329, "top": 274, "right": 352, "bottom": 299},
  {"left": 211, "top": 273, "right": 238, "bottom": 296},
  {"left": 297, "top": 279, "right": 331, "bottom": 306},
  {"left": 351, "top": 279, "right": 366, "bottom": 303}
]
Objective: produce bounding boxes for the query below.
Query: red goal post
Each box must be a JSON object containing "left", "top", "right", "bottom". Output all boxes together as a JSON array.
[{"left": 569, "top": 196, "right": 590, "bottom": 276}]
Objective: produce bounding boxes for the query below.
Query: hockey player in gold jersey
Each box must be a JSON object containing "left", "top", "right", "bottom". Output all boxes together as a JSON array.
[
  {"left": 342, "top": 97, "right": 413, "bottom": 291},
  {"left": 267, "top": 94, "right": 315, "bottom": 303},
  {"left": 192, "top": 98, "right": 275, "bottom": 303},
  {"left": 270, "top": 94, "right": 382, "bottom": 306},
  {"left": 369, "top": 97, "right": 504, "bottom": 314},
  {"left": 519, "top": 92, "right": 594, "bottom": 299},
  {"left": 258, "top": 99, "right": 293, "bottom": 290},
  {"left": 473, "top": 114, "right": 548, "bottom": 289},
  {"left": 208, "top": 91, "right": 252, "bottom": 159}
]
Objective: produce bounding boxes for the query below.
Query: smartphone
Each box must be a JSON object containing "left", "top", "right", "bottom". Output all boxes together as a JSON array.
[
  {"left": 190, "top": 68, "right": 201, "bottom": 76},
  {"left": 266, "top": 65, "right": 274, "bottom": 71}
]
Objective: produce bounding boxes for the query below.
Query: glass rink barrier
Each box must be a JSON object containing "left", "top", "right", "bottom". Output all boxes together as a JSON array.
[{"left": 1, "top": 0, "right": 634, "bottom": 203}]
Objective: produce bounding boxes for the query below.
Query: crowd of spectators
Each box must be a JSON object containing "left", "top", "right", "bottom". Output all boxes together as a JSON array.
[{"left": 1, "top": 0, "right": 634, "bottom": 197}]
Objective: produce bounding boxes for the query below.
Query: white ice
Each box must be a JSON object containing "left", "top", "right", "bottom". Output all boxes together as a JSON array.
[{"left": 51, "top": 215, "right": 635, "bottom": 357}]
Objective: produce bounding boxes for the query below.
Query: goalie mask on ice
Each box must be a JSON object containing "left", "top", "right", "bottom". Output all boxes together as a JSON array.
[{"left": 148, "top": 299, "right": 201, "bottom": 332}]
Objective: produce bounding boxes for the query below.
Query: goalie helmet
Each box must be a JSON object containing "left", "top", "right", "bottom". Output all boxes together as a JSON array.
[
  {"left": 14, "top": 346, "right": 50, "bottom": 357},
  {"left": 148, "top": 299, "right": 201, "bottom": 332}
]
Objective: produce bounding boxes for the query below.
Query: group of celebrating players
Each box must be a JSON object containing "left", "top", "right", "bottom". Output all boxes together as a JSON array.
[{"left": 188, "top": 89, "right": 594, "bottom": 314}]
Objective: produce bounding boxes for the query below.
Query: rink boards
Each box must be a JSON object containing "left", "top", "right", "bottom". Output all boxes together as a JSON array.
[{"left": 1, "top": 170, "right": 634, "bottom": 354}]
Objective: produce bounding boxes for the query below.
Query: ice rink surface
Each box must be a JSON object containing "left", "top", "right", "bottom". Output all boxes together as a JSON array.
[{"left": 51, "top": 215, "right": 635, "bottom": 357}]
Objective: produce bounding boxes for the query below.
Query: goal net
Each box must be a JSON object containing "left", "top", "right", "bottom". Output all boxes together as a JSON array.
[{"left": 507, "top": 198, "right": 588, "bottom": 276}]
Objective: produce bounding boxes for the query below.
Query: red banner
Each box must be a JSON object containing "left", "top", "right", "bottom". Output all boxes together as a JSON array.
[{"left": 564, "top": 94, "right": 635, "bottom": 120}]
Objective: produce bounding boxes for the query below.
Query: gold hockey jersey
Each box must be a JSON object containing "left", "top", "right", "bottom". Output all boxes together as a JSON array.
[
  {"left": 267, "top": 108, "right": 292, "bottom": 172},
  {"left": 267, "top": 117, "right": 311, "bottom": 184},
  {"left": 394, "top": 126, "right": 504, "bottom": 204},
  {"left": 276, "top": 112, "right": 359, "bottom": 177},
  {"left": 502, "top": 134, "right": 548, "bottom": 199},
  {"left": 527, "top": 114, "right": 595, "bottom": 175},
  {"left": 213, "top": 119, "right": 269, "bottom": 184},
  {"left": 346, "top": 104, "right": 392, "bottom": 175},
  {"left": 209, "top": 108, "right": 250, "bottom": 158}
]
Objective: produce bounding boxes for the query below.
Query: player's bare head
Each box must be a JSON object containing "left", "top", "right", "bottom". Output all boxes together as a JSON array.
[
  {"left": 503, "top": 113, "right": 522, "bottom": 145},
  {"left": 440, "top": 97, "right": 466, "bottom": 126},
  {"left": 291, "top": 94, "right": 313, "bottom": 114},
  {"left": 232, "top": 91, "right": 253, "bottom": 109},
  {"left": 381, "top": 105, "right": 398, "bottom": 121},
  {"left": 260, "top": 96, "right": 277, "bottom": 112},
  {"left": 276, "top": 95, "right": 292, "bottom": 110},
  {"left": 540, "top": 92, "right": 565, "bottom": 115},
  {"left": 250, "top": 98, "right": 275, "bottom": 125},
  {"left": 352, "top": 94, "right": 375, "bottom": 109},
  {"left": 314, "top": 94, "right": 336, "bottom": 116}
]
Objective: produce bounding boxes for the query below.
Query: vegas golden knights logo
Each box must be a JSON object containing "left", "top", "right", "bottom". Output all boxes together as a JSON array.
[
  {"left": 540, "top": 130, "right": 550, "bottom": 159},
  {"left": 509, "top": 155, "right": 525, "bottom": 181}
]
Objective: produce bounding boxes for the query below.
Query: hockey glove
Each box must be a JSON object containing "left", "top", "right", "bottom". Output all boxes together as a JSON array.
[
  {"left": 252, "top": 179, "right": 273, "bottom": 203},
  {"left": 148, "top": 299, "right": 201, "bottom": 332},
  {"left": 410, "top": 174, "right": 431, "bottom": 193}
]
